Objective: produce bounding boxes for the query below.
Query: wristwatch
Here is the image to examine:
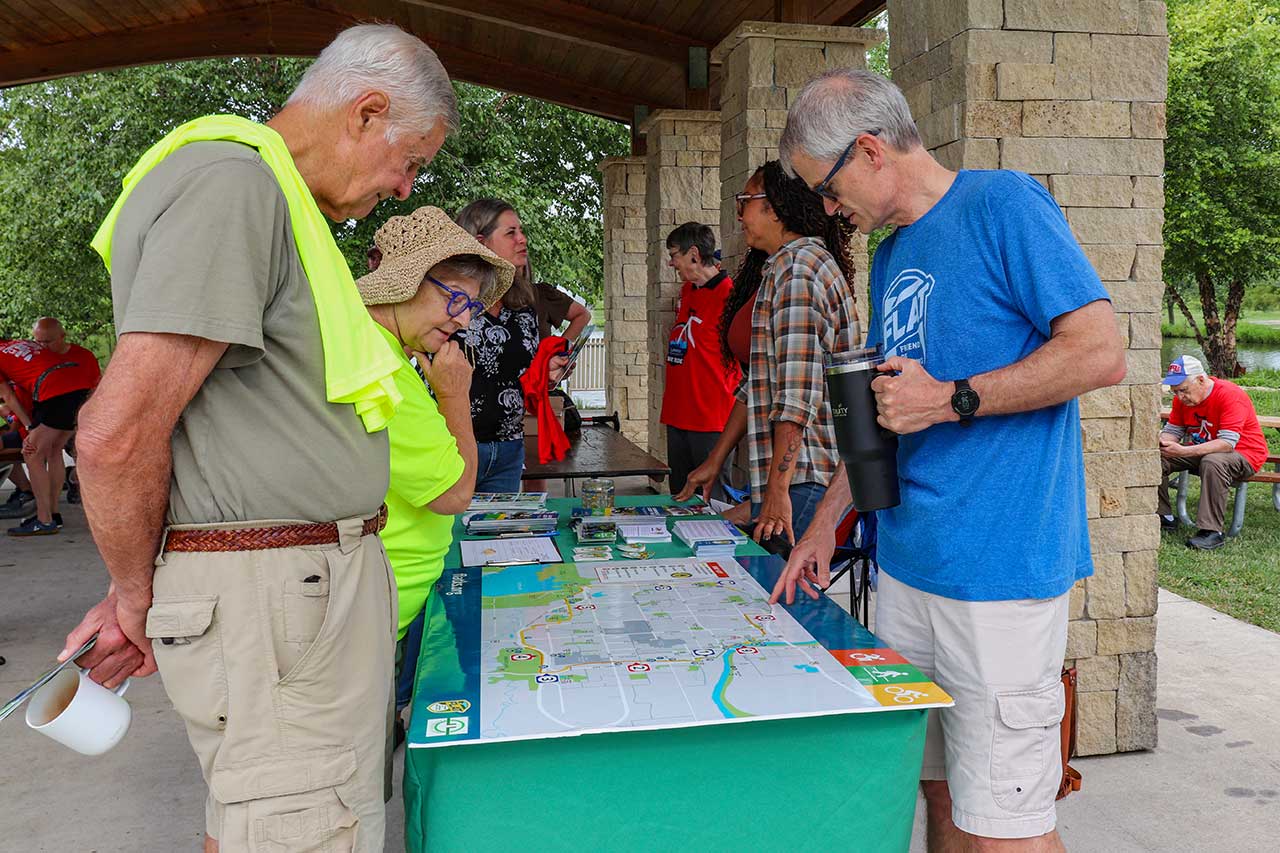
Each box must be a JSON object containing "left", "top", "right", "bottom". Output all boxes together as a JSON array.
[{"left": 951, "top": 379, "right": 980, "bottom": 424}]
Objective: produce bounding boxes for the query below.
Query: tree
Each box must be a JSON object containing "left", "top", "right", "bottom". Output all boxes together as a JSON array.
[
  {"left": 332, "top": 85, "right": 629, "bottom": 303},
  {"left": 0, "top": 59, "right": 628, "bottom": 343},
  {"left": 1164, "top": 0, "right": 1280, "bottom": 377},
  {"left": 0, "top": 58, "right": 308, "bottom": 345}
]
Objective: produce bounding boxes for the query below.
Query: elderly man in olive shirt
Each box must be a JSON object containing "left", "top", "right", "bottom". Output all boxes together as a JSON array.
[{"left": 59, "top": 25, "right": 458, "bottom": 853}]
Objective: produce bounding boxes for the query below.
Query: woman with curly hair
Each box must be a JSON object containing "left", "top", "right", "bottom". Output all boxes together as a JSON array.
[{"left": 677, "top": 161, "right": 861, "bottom": 545}]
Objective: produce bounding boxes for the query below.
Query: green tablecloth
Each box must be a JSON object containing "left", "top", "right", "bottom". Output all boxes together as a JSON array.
[{"left": 405, "top": 495, "right": 927, "bottom": 853}]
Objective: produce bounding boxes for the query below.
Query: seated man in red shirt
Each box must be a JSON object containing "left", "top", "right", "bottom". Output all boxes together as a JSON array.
[
  {"left": 0, "top": 384, "right": 35, "bottom": 513},
  {"left": 0, "top": 322, "right": 101, "bottom": 536},
  {"left": 1159, "top": 355, "right": 1269, "bottom": 550}
]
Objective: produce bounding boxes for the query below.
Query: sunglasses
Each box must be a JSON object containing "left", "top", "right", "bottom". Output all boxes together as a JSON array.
[
  {"left": 734, "top": 192, "right": 768, "bottom": 216},
  {"left": 812, "top": 128, "right": 881, "bottom": 201},
  {"left": 429, "top": 275, "right": 485, "bottom": 319}
]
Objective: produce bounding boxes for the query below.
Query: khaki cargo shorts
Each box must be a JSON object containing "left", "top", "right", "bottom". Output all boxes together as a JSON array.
[
  {"left": 146, "top": 515, "right": 397, "bottom": 852},
  {"left": 875, "top": 570, "right": 1069, "bottom": 840}
]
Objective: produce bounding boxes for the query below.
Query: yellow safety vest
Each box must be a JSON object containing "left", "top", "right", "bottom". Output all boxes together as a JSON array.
[{"left": 91, "top": 114, "right": 402, "bottom": 432}]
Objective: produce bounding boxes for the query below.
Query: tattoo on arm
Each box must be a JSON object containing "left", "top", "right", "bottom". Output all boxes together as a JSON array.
[{"left": 777, "top": 439, "right": 799, "bottom": 473}]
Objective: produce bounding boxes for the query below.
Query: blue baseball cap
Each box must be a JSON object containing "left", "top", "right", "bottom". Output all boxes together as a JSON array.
[{"left": 1162, "top": 355, "right": 1206, "bottom": 387}]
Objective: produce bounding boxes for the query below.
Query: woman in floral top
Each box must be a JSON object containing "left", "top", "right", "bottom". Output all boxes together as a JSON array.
[{"left": 455, "top": 198, "right": 566, "bottom": 492}]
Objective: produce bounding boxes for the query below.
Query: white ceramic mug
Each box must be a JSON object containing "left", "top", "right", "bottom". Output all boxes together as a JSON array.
[{"left": 25, "top": 667, "right": 132, "bottom": 755}]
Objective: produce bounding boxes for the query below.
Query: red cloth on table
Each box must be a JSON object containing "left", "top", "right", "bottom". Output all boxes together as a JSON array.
[{"left": 520, "top": 335, "right": 571, "bottom": 464}]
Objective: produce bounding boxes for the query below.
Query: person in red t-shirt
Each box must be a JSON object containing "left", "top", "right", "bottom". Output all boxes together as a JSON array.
[
  {"left": 1159, "top": 355, "right": 1268, "bottom": 550},
  {"left": 0, "top": 318, "right": 100, "bottom": 535},
  {"left": 659, "top": 223, "right": 742, "bottom": 498}
]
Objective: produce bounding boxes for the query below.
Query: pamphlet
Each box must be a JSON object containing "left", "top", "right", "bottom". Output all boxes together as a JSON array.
[{"left": 460, "top": 537, "right": 563, "bottom": 567}]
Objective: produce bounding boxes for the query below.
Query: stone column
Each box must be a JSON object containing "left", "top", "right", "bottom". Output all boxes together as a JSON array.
[
  {"left": 888, "top": 0, "right": 1167, "bottom": 755},
  {"left": 711, "top": 22, "right": 884, "bottom": 318},
  {"left": 637, "top": 110, "right": 724, "bottom": 460},
  {"left": 598, "top": 156, "right": 649, "bottom": 447}
]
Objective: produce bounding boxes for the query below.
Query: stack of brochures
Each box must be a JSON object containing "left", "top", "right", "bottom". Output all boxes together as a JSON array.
[
  {"left": 572, "top": 517, "right": 617, "bottom": 544},
  {"left": 673, "top": 519, "right": 748, "bottom": 557},
  {"left": 463, "top": 510, "right": 559, "bottom": 536},
  {"left": 468, "top": 492, "right": 548, "bottom": 511},
  {"left": 628, "top": 504, "right": 714, "bottom": 518},
  {"left": 571, "top": 507, "right": 658, "bottom": 526},
  {"left": 618, "top": 522, "right": 673, "bottom": 544}
]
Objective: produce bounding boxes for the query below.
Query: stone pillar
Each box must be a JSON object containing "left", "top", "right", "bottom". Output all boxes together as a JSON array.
[
  {"left": 711, "top": 22, "right": 883, "bottom": 318},
  {"left": 598, "top": 156, "right": 649, "bottom": 447},
  {"left": 638, "top": 110, "right": 724, "bottom": 460},
  {"left": 888, "top": 0, "right": 1168, "bottom": 755}
]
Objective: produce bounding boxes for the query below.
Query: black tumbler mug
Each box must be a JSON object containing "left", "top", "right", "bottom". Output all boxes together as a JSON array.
[{"left": 825, "top": 346, "right": 901, "bottom": 511}]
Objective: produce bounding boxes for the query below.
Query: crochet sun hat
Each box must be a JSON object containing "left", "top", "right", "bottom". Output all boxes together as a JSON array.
[{"left": 356, "top": 206, "right": 514, "bottom": 309}]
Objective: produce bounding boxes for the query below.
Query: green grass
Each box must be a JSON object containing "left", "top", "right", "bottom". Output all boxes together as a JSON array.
[
  {"left": 1158, "top": 477, "right": 1280, "bottom": 633},
  {"left": 1161, "top": 319, "right": 1280, "bottom": 345},
  {"left": 1239, "top": 368, "right": 1280, "bottom": 390},
  {"left": 1157, "top": 383, "right": 1280, "bottom": 632}
]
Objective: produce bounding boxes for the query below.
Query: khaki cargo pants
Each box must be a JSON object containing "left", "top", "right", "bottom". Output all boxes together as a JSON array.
[{"left": 146, "top": 515, "right": 397, "bottom": 852}]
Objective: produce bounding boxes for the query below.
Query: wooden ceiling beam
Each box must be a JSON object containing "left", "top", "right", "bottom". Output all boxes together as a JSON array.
[
  {"left": 429, "top": 40, "right": 663, "bottom": 122},
  {"left": 0, "top": 2, "right": 357, "bottom": 87},
  {"left": 399, "top": 0, "right": 707, "bottom": 67},
  {"left": 0, "top": 0, "right": 683, "bottom": 122}
]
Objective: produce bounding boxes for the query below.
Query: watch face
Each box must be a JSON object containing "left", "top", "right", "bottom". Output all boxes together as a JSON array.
[{"left": 953, "top": 387, "right": 980, "bottom": 417}]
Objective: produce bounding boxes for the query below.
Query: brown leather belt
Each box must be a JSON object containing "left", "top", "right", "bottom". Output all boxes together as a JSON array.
[{"left": 164, "top": 506, "right": 387, "bottom": 553}]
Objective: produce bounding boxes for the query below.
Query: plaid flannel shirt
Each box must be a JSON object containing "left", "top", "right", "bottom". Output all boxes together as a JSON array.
[{"left": 735, "top": 236, "right": 861, "bottom": 503}]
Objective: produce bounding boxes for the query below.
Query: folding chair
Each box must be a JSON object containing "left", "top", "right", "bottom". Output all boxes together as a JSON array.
[{"left": 825, "top": 509, "right": 878, "bottom": 628}]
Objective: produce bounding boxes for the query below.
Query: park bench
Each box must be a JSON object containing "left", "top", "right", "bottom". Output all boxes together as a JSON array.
[{"left": 1173, "top": 453, "right": 1280, "bottom": 538}]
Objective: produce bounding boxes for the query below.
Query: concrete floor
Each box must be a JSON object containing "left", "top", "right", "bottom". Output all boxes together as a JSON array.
[{"left": 2, "top": 496, "right": 1278, "bottom": 852}]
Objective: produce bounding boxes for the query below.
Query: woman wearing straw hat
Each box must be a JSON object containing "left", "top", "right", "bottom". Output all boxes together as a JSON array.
[
  {"left": 357, "top": 205, "right": 514, "bottom": 736},
  {"left": 455, "top": 198, "right": 570, "bottom": 492}
]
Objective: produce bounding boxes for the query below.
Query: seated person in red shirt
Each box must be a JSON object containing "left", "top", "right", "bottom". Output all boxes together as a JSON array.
[
  {"left": 658, "top": 223, "right": 741, "bottom": 499},
  {"left": 0, "top": 385, "right": 36, "bottom": 514},
  {"left": 1159, "top": 355, "right": 1269, "bottom": 551},
  {"left": 0, "top": 325, "right": 101, "bottom": 536}
]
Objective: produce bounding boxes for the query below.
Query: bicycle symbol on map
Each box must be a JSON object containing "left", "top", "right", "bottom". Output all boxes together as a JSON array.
[{"left": 884, "top": 685, "right": 930, "bottom": 704}]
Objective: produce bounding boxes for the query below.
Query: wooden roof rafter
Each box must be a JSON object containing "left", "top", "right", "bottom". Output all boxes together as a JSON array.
[
  {"left": 0, "top": 1, "right": 359, "bottom": 87},
  {"left": 400, "top": 0, "right": 710, "bottom": 67},
  {"left": 0, "top": 0, "right": 887, "bottom": 123},
  {"left": 429, "top": 40, "right": 672, "bottom": 121}
]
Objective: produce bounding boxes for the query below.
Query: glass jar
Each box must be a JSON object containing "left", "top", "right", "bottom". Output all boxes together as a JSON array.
[{"left": 581, "top": 478, "right": 615, "bottom": 511}]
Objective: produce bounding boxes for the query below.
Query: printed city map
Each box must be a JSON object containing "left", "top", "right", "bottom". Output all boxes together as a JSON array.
[{"left": 409, "top": 556, "right": 952, "bottom": 748}]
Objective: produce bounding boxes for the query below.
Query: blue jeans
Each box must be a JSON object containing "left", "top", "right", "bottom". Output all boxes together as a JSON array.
[
  {"left": 395, "top": 608, "right": 425, "bottom": 712},
  {"left": 751, "top": 481, "right": 827, "bottom": 541},
  {"left": 474, "top": 439, "right": 525, "bottom": 493}
]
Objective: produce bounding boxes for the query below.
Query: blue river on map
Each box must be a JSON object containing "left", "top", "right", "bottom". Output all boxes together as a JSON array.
[{"left": 482, "top": 563, "right": 565, "bottom": 597}]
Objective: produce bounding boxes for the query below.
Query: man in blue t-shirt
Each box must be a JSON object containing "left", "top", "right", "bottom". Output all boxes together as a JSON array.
[{"left": 774, "top": 70, "right": 1126, "bottom": 849}]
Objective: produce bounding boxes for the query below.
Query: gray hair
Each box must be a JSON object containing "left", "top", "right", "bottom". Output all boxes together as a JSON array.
[
  {"left": 779, "top": 69, "right": 921, "bottom": 174},
  {"left": 666, "top": 222, "right": 719, "bottom": 267},
  {"left": 428, "top": 254, "right": 497, "bottom": 295},
  {"left": 287, "top": 24, "right": 460, "bottom": 141}
]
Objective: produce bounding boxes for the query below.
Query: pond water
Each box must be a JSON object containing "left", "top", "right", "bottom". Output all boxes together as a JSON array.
[{"left": 1161, "top": 338, "right": 1280, "bottom": 372}]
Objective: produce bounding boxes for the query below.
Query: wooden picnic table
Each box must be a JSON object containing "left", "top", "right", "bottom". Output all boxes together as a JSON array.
[
  {"left": 522, "top": 424, "right": 669, "bottom": 483},
  {"left": 1160, "top": 408, "right": 1280, "bottom": 430}
]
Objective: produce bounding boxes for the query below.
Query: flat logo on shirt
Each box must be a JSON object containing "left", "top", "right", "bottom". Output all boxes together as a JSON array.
[{"left": 882, "top": 268, "right": 935, "bottom": 361}]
